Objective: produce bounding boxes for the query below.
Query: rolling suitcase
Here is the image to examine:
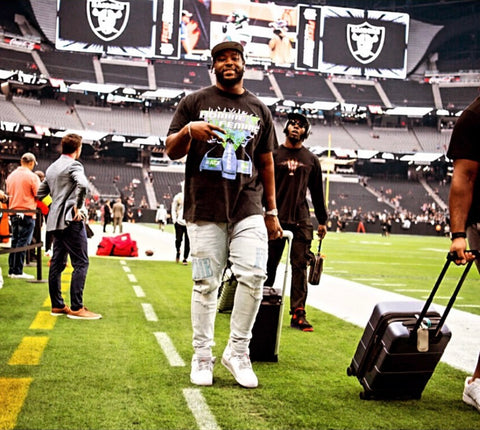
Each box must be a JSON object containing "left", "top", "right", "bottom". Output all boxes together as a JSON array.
[
  {"left": 249, "top": 231, "right": 293, "bottom": 362},
  {"left": 347, "top": 251, "right": 477, "bottom": 400}
]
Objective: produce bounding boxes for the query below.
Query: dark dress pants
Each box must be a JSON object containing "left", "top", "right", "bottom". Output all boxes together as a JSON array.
[
  {"left": 175, "top": 222, "right": 190, "bottom": 260},
  {"left": 49, "top": 221, "right": 89, "bottom": 311}
]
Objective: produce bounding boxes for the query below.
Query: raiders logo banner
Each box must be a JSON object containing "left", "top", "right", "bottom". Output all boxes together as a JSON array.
[
  {"left": 319, "top": 6, "right": 409, "bottom": 79},
  {"left": 86, "top": 0, "right": 130, "bottom": 42},
  {"left": 56, "top": 0, "right": 156, "bottom": 57}
]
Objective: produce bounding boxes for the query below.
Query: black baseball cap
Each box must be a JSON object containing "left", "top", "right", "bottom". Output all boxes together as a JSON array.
[
  {"left": 287, "top": 112, "right": 309, "bottom": 127},
  {"left": 211, "top": 41, "right": 244, "bottom": 60}
]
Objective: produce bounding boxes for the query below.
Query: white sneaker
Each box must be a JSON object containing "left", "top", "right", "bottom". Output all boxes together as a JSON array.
[
  {"left": 190, "top": 355, "right": 215, "bottom": 386},
  {"left": 8, "top": 273, "right": 34, "bottom": 279},
  {"left": 463, "top": 377, "right": 480, "bottom": 411},
  {"left": 221, "top": 344, "right": 258, "bottom": 388}
]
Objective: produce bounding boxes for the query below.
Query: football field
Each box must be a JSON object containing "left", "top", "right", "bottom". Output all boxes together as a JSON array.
[{"left": 1, "top": 225, "right": 479, "bottom": 429}]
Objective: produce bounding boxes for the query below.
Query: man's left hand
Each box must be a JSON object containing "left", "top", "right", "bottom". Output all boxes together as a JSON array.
[
  {"left": 265, "top": 215, "right": 283, "bottom": 240},
  {"left": 317, "top": 224, "right": 327, "bottom": 240}
]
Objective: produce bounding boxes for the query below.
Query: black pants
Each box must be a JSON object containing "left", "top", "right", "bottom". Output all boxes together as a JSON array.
[
  {"left": 49, "top": 222, "right": 89, "bottom": 311},
  {"left": 174, "top": 222, "right": 190, "bottom": 260},
  {"left": 265, "top": 222, "right": 313, "bottom": 312}
]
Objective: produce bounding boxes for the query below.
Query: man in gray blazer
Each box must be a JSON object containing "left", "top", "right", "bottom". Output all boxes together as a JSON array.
[{"left": 37, "top": 133, "right": 101, "bottom": 320}]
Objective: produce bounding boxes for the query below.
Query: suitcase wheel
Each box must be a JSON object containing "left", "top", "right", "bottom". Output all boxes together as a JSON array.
[{"left": 346, "top": 365, "right": 355, "bottom": 377}]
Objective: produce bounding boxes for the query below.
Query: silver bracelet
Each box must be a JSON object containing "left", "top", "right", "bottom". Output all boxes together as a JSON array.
[{"left": 187, "top": 122, "right": 192, "bottom": 138}]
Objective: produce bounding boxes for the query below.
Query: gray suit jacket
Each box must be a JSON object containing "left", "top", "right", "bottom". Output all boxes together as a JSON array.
[{"left": 37, "top": 155, "right": 89, "bottom": 232}]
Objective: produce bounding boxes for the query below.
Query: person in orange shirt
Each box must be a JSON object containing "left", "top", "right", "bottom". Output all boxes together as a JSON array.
[{"left": 5, "top": 152, "right": 40, "bottom": 279}]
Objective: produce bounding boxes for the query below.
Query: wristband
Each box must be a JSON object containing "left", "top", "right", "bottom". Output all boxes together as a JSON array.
[
  {"left": 187, "top": 122, "right": 192, "bottom": 139},
  {"left": 451, "top": 232, "right": 466, "bottom": 240},
  {"left": 265, "top": 209, "right": 278, "bottom": 217}
]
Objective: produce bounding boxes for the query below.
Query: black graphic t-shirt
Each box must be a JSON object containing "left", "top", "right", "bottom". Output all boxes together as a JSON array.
[
  {"left": 273, "top": 145, "right": 327, "bottom": 226},
  {"left": 168, "top": 85, "right": 277, "bottom": 223},
  {"left": 447, "top": 96, "right": 480, "bottom": 223}
]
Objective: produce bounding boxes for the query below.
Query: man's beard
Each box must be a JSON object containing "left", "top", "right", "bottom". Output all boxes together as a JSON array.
[
  {"left": 215, "top": 67, "right": 244, "bottom": 87},
  {"left": 288, "top": 132, "right": 303, "bottom": 146}
]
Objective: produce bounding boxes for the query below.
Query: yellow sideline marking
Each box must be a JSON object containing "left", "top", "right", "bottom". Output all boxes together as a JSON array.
[
  {"left": 0, "top": 377, "right": 32, "bottom": 430},
  {"left": 42, "top": 296, "right": 51, "bottom": 307},
  {"left": 29, "top": 312, "right": 56, "bottom": 330},
  {"left": 8, "top": 337, "right": 49, "bottom": 366}
]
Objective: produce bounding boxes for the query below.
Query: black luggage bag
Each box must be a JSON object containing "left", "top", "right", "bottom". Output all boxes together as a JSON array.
[
  {"left": 308, "top": 240, "right": 324, "bottom": 286},
  {"left": 347, "top": 251, "right": 476, "bottom": 400},
  {"left": 250, "top": 231, "right": 293, "bottom": 362}
]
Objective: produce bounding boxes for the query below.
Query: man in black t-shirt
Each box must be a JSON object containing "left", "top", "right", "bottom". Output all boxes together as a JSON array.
[
  {"left": 166, "top": 41, "right": 282, "bottom": 389},
  {"left": 265, "top": 112, "right": 328, "bottom": 332},
  {"left": 446, "top": 95, "right": 480, "bottom": 411}
]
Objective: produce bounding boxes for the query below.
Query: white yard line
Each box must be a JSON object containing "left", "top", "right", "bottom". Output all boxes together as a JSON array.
[
  {"left": 132, "top": 285, "right": 146, "bottom": 297},
  {"left": 182, "top": 388, "right": 221, "bottom": 430},
  {"left": 141, "top": 303, "right": 158, "bottom": 322},
  {"left": 153, "top": 332, "right": 185, "bottom": 367}
]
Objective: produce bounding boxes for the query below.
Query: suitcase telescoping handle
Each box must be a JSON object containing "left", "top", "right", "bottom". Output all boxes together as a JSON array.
[
  {"left": 274, "top": 230, "right": 293, "bottom": 357},
  {"left": 413, "top": 250, "right": 478, "bottom": 338}
]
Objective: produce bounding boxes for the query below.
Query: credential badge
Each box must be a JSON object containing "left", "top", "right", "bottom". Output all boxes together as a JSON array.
[
  {"left": 87, "top": 0, "right": 130, "bottom": 42},
  {"left": 347, "top": 21, "right": 385, "bottom": 65}
]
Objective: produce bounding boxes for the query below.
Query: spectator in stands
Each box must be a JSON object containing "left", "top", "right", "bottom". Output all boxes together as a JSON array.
[
  {"left": 171, "top": 184, "right": 190, "bottom": 265},
  {"left": 446, "top": 95, "right": 480, "bottom": 412},
  {"left": 264, "top": 112, "right": 327, "bottom": 332},
  {"left": 5, "top": 152, "right": 40, "bottom": 279},
  {"left": 37, "top": 133, "right": 101, "bottom": 320},
  {"left": 166, "top": 41, "right": 282, "bottom": 388},
  {"left": 102, "top": 199, "right": 112, "bottom": 233},
  {"left": 112, "top": 198, "right": 125, "bottom": 234},
  {"left": 126, "top": 207, "right": 135, "bottom": 223}
]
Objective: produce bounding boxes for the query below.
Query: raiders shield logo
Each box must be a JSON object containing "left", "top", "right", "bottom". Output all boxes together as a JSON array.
[
  {"left": 347, "top": 22, "right": 385, "bottom": 65},
  {"left": 87, "top": 0, "right": 130, "bottom": 42}
]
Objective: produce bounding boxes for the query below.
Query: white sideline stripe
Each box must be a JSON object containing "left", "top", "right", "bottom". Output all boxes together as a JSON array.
[
  {"left": 127, "top": 273, "right": 137, "bottom": 283},
  {"left": 354, "top": 278, "right": 382, "bottom": 281},
  {"left": 457, "top": 304, "right": 480, "bottom": 308},
  {"left": 153, "top": 332, "right": 185, "bottom": 367},
  {"left": 372, "top": 283, "right": 406, "bottom": 287},
  {"left": 183, "top": 388, "right": 220, "bottom": 430},
  {"left": 141, "top": 303, "right": 158, "bottom": 321},
  {"left": 395, "top": 289, "right": 431, "bottom": 292},
  {"left": 123, "top": 266, "right": 131, "bottom": 273},
  {"left": 421, "top": 296, "right": 464, "bottom": 300},
  {"left": 132, "top": 285, "right": 145, "bottom": 297}
]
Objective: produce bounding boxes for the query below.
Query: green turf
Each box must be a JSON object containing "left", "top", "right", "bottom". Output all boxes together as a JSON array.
[{"left": 1, "top": 231, "right": 479, "bottom": 429}]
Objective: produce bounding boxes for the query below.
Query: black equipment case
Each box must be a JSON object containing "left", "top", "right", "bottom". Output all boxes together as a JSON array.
[
  {"left": 250, "top": 231, "right": 293, "bottom": 362},
  {"left": 347, "top": 252, "right": 476, "bottom": 400},
  {"left": 308, "top": 239, "right": 324, "bottom": 286}
]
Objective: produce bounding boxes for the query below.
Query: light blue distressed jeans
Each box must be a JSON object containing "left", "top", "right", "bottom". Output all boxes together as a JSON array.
[{"left": 187, "top": 215, "right": 268, "bottom": 358}]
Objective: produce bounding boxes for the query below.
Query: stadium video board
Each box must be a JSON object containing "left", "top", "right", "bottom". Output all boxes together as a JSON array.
[
  {"left": 318, "top": 6, "right": 409, "bottom": 79},
  {"left": 56, "top": 0, "right": 409, "bottom": 79}
]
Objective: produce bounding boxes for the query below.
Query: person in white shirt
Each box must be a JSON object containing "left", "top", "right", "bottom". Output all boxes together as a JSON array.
[
  {"left": 171, "top": 186, "right": 190, "bottom": 264},
  {"left": 155, "top": 203, "right": 168, "bottom": 231}
]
